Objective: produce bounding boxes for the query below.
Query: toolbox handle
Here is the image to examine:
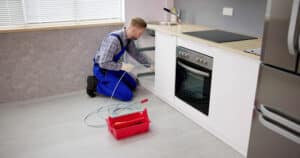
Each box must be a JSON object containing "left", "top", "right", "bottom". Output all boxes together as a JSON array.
[{"left": 140, "top": 98, "right": 149, "bottom": 104}]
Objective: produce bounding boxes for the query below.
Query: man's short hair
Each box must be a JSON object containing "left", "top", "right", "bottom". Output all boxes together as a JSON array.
[{"left": 130, "top": 17, "right": 147, "bottom": 28}]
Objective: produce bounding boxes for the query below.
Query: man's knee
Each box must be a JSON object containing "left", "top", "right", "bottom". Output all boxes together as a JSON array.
[{"left": 117, "top": 90, "right": 133, "bottom": 101}]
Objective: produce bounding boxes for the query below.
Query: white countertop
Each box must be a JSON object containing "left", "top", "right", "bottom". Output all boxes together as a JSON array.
[{"left": 147, "top": 24, "right": 262, "bottom": 60}]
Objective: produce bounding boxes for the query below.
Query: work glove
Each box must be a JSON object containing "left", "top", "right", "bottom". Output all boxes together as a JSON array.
[{"left": 121, "top": 63, "right": 134, "bottom": 72}]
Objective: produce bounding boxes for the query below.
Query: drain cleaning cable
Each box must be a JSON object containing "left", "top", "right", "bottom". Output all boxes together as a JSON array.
[{"left": 83, "top": 64, "right": 152, "bottom": 128}]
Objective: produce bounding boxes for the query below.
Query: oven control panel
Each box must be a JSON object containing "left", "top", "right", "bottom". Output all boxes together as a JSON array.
[{"left": 176, "top": 46, "right": 213, "bottom": 69}]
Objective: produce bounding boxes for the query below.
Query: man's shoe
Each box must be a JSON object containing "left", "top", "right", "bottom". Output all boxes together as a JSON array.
[
  {"left": 86, "top": 76, "right": 97, "bottom": 98},
  {"left": 86, "top": 89, "right": 96, "bottom": 98}
]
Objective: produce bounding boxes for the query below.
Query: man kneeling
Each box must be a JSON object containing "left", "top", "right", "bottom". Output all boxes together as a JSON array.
[{"left": 87, "top": 17, "right": 151, "bottom": 101}]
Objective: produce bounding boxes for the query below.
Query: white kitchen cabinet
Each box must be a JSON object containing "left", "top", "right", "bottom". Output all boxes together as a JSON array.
[
  {"left": 154, "top": 33, "right": 260, "bottom": 156},
  {"left": 176, "top": 37, "right": 260, "bottom": 156},
  {"left": 209, "top": 48, "right": 260, "bottom": 156},
  {"left": 154, "top": 31, "right": 177, "bottom": 104}
]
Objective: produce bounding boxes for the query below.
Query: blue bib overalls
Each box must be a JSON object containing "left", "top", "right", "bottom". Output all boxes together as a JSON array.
[{"left": 93, "top": 33, "right": 137, "bottom": 101}]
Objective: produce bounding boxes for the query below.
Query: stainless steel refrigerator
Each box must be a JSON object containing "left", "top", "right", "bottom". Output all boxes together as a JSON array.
[{"left": 247, "top": 0, "right": 300, "bottom": 158}]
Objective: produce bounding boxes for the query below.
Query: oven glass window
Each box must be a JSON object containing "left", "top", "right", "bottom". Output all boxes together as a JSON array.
[{"left": 175, "top": 58, "right": 212, "bottom": 115}]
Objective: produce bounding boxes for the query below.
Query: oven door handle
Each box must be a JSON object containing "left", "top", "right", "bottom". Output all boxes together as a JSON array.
[{"left": 178, "top": 61, "right": 210, "bottom": 77}]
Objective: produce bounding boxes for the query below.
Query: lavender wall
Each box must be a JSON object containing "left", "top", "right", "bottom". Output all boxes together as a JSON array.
[
  {"left": 124, "top": 0, "right": 174, "bottom": 24},
  {"left": 0, "top": 24, "right": 122, "bottom": 103},
  {"left": 174, "top": 0, "right": 267, "bottom": 37}
]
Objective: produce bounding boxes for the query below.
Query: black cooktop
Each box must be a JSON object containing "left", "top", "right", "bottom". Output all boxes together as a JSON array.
[{"left": 183, "top": 30, "right": 257, "bottom": 43}]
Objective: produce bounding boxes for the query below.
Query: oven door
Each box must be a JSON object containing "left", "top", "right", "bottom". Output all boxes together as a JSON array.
[{"left": 175, "top": 58, "right": 212, "bottom": 115}]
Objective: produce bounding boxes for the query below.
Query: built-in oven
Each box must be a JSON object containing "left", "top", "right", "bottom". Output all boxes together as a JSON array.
[{"left": 175, "top": 46, "right": 213, "bottom": 115}]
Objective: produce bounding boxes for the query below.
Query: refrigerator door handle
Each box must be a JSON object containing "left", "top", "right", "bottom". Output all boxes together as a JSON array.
[
  {"left": 298, "top": 32, "right": 300, "bottom": 53},
  {"left": 258, "top": 114, "right": 300, "bottom": 145},
  {"left": 287, "top": 0, "right": 300, "bottom": 55},
  {"left": 260, "top": 104, "right": 300, "bottom": 133}
]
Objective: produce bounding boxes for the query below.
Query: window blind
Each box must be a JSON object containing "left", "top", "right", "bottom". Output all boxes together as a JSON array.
[
  {"left": 0, "top": 0, "right": 24, "bottom": 26},
  {"left": 75, "top": 0, "right": 122, "bottom": 21},
  {"left": 24, "top": 0, "right": 75, "bottom": 23},
  {"left": 0, "top": 0, "right": 122, "bottom": 27}
]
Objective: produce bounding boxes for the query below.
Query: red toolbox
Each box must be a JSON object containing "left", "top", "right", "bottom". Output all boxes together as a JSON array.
[{"left": 106, "top": 108, "right": 150, "bottom": 140}]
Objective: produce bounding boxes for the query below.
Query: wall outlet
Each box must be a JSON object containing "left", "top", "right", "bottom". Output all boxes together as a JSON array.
[{"left": 222, "top": 7, "right": 234, "bottom": 16}]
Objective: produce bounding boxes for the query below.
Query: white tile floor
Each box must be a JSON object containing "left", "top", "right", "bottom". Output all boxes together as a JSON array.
[{"left": 0, "top": 85, "right": 244, "bottom": 158}]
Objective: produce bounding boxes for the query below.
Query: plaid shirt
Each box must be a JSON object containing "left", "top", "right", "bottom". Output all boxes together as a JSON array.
[{"left": 94, "top": 28, "right": 150, "bottom": 71}]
